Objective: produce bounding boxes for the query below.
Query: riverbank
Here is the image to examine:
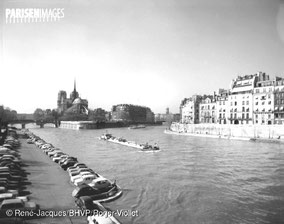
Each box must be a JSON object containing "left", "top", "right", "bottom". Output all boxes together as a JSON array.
[
  {"left": 169, "top": 122, "right": 284, "bottom": 140},
  {"left": 19, "top": 137, "right": 86, "bottom": 224},
  {"left": 166, "top": 126, "right": 284, "bottom": 144}
]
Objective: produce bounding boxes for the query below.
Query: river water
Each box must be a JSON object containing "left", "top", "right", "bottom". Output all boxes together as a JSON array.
[{"left": 28, "top": 125, "right": 283, "bottom": 224}]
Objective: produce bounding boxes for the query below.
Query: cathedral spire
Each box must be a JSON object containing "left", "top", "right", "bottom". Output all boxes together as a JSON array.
[{"left": 74, "top": 79, "right": 76, "bottom": 92}]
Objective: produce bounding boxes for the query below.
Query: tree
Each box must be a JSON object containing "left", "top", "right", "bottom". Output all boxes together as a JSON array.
[
  {"left": 0, "top": 106, "right": 17, "bottom": 124},
  {"left": 33, "top": 108, "right": 45, "bottom": 121}
]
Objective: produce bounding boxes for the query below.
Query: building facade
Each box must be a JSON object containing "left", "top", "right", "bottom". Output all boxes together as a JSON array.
[
  {"left": 180, "top": 95, "right": 202, "bottom": 124},
  {"left": 274, "top": 78, "right": 284, "bottom": 124},
  {"left": 111, "top": 104, "right": 154, "bottom": 123},
  {"left": 216, "top": 89, "right": 229, "bottom": 124},
  {"left": 199, "top": 96, "right": 217, "bottom": 124},
  {"left": 227, "top": 74, "right": 257, "bottom": 125},
  {"left": 253, "top": 74, "right": 274, "bottom": 125}
]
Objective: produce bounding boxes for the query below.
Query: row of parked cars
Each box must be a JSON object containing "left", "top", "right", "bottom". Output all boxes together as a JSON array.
[
  {"left": 25, "top": 130, "right": 122, "bottom": 224},
  {"left": 0, "top": 130, "right": 39, "bottom": 222}
]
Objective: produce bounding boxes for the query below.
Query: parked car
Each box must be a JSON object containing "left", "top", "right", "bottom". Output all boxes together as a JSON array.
[
  {"left": 61, "top": 160, "right": 78, "bottom": 171},
  {"left": 59, "top": 157, "right": 77, "bottom": 166},
  {"left": 0, "top": 198, "right": 39, "bottom": 217},
  {"left": 74, "top": 174, "right": 101, "bottom": 186},
  {"left": 0, "top": 172, "right": 22, "bottom": 181},
  {"left": 67, "top": 163, "right": 88, "bottom": 172},
  {"left": 47, "top": 150, "right": 62, "bottom": 157},
  {"left": 0, "top": 193, "right": 29, "bottom": 204},
  {"left": 71, "top": 172, "right": 99, "bottom": 183},
  {"left": 0, "top": 186, "right": 18, "bottom": 197},
  {"left": 69, "top": 168, "right": 95, "bottom": 177},
  {"left": 53, "top": 154, "right": 69, "bottom": 163}
]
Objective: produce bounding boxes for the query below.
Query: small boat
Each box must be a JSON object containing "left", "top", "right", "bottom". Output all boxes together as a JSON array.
[
  {"left": 128, "top": 124, "right": 146, "bottom": 129},
  {"left": 100, "top": 133, "right": 160, "bottom": 151}
]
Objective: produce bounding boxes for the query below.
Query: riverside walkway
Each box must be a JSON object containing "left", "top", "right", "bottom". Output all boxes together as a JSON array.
[{"left": 20, "top": 138, "right": 86, "bottom": 224}]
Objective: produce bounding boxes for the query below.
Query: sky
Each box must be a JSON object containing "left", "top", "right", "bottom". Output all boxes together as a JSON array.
[{"left": 1, "top": 0, "right": 284, "bottom": 114}]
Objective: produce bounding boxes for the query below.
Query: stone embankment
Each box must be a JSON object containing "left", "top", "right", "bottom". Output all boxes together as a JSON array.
[{"left": 168, "top": 122, "right": 284, "bottom": 143}]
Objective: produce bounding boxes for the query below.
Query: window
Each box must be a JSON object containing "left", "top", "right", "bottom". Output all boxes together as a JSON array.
[
  {"left": 256, "top": 102, "right": 258, "bottom": 105},
  {"left": 268, "top": 101, "right": 271, "bottom": 105},
  {"left": 246, "top": 113, "right": 249, "bottom": 119},
  {"left": 246, "top": 101, "right": 249, "bottom": 105},
  {"left": 242, "top": 101, "right": 245, "bottom": 105},
  {"left": 235, "top": 102, "right": 237, "bottom": 106},
  {"left": 256, "top": 89, "right": 259, "bottom": 93}
]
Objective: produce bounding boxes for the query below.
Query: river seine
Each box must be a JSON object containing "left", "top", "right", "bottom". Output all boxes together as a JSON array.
[{"left": 29, "top": 125, "right": 283, "bottom": 224}]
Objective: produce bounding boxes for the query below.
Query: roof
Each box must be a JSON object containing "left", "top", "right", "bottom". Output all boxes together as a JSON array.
[{"left": 1, "top": 198, "right": 23, "bottom": 204}]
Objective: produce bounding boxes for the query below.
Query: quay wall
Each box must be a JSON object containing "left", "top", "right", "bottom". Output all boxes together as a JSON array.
[
  {"left": 170, "top": 122, "right": 284, "bottom": 139},
  {"left": 60, "top": 121, "right": 163, "bottom": 130},
  {"left": 59, "top": 121, "right": 97, "bottom": 130}
]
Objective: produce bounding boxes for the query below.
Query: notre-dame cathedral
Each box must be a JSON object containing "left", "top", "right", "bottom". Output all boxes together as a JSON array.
[{"left": 57, "top": 80, "right": 88, "bottom": 115}]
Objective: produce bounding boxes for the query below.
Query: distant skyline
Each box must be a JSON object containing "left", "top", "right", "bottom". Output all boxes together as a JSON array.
[{"left": 1, "top": 0, "right": 284, "bottom": 114}]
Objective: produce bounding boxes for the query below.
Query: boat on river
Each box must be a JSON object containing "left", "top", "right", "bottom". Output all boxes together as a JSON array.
[
  {"left": 100, "top": 134, "right": 160, "bottom": 151},
  {"left": 128, "top": 124, "right": 146, "bottom": 129}
]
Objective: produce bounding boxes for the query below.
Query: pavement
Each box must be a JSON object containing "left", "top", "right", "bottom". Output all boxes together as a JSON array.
[{"left": 18, "top": 138, "right": 86, "bottom": 224}]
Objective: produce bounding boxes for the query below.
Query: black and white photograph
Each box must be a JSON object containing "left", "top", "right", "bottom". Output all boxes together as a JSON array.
[{"left": 1, "top": 0, "right": 284, "bottom": 223}]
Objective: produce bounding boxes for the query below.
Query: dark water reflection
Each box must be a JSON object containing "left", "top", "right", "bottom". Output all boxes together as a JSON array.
[{"left": 30, "top": 126, "right": 284, "bottom": 224}]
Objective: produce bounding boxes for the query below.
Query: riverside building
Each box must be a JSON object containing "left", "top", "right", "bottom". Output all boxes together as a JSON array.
[
  {"left": 253, "top": 73, "right": 274, "bottom": 125},
  {"left": 111, "top": 104, "right": 154, "bottom": 123},
  {"left": 180, "top": 95, "right": 202, "bottom": 124},
  {"left": 228, "top": 74, "right": 256, "bottom": 125},
  {"left": 180, "top": 71, "right": 284, "bottom": 125},
  {"left": 274, "top": 78, "right": 284, "bottom": 124},
  {"left": 216, "top": 89, "right": 229, "bottom": 124},
  {"left": 199, "top": 95, "right": 217, "bottom": 124}
]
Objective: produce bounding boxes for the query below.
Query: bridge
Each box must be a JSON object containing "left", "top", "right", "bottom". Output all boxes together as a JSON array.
[
  {"left": 7, "top": 114, "right": 59, "bottom": 129},
  {"left": 8, "top": 119, "right": 58, "bottom": 129}
]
